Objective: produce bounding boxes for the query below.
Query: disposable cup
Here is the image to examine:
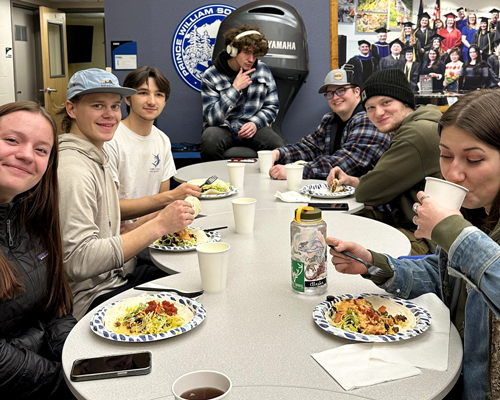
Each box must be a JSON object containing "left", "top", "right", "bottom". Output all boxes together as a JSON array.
[
  {"left": 257, "top": 150, "right": 273, "bottom": 174},
  {"left": 196, "top": 242, "right": 230, "bottom": 293},
  {"left": 231, "top": 198, "right": 257, "bottom": 234},
  {"left": 227, "top": 162, "right": 245, "bottom": 188},
  {"left": 424, "top": 177, "right": 468, "bottom": 209},
  {"left": 172, "top": 370, "right": 232, "bottom": 400},
  {"left": 285, "top": 164, "right": 304, "bottom": 191}
]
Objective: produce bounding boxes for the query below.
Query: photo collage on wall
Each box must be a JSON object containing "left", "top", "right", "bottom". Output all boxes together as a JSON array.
[{"left": 339, "top": 0, "right": 413, "bottom": 32}]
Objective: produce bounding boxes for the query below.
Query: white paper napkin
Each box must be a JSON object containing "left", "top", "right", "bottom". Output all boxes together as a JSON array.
[
  {"left": 312, "top": 343, "right": 421, "bottom": 390},
  {"left": 371, "top": 293, "right": 450, "bottom": 371},
  {"left": 274, "top": 191, "right": 310, "bottom": 202},
  {"left": 311, "top": 293, "right": 450, "bottom": 390}
]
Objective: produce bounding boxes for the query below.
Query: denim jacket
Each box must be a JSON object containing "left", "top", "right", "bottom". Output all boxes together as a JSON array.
[{"left": 372, "top": 215, "right": 500, "bottom": 399}]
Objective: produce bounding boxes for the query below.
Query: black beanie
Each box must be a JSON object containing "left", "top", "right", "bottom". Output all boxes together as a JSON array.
[{"left": 361, "top": 69, "right": 415, "bottom": 109}]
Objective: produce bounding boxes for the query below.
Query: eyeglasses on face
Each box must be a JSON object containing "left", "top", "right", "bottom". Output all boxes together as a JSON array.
[{"left": 324, "top": 86, "right": 355, "bottom": 99}]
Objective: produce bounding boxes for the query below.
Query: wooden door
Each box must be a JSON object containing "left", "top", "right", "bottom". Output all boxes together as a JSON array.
[{"left": 39, "top": 6, "right": 68, "bottom": 130}]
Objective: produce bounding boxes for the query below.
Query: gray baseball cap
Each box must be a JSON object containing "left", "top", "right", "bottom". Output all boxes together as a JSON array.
[
  {"left": 66, "top": 68, "right": 136, "bottom": 100},
  {"left": 318, "top": 67, "right": 358, "bottom": 94}
]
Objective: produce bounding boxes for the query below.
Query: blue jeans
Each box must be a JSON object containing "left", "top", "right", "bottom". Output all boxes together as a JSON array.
[{"left": 200, "top": 126, "right": 285, "bottom": 161}]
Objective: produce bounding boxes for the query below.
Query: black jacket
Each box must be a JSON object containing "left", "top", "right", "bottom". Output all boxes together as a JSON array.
[{"left": 0, "top": 200, "right": 76, "bottom": 399}]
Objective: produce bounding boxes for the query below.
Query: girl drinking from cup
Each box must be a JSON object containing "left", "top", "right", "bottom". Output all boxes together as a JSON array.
[{"left": 327, "top": 89, "right": 500, "bottom": 399}]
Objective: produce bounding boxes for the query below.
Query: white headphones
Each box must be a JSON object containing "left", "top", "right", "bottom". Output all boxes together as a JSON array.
[{"left": 226, "top": 30, "right": 262, "bottom": 57}]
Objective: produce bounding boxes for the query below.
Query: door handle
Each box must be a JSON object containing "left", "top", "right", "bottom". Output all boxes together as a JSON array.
[{"left": 39, "top": 88, "right": 57, "bottom": 93}]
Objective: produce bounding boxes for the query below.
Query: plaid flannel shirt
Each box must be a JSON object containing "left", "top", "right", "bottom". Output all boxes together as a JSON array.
[
  {"left": 201, "top": 60, "right": 279, "bottom": 135},
  {"left": 276, "top": 108, "right": 391, "bottom": 179}
]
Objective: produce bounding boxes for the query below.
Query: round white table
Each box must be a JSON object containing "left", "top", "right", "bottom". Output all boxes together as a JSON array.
[
  {"left": 62, "top": 160, "right": 462, "bottom": 400},
  {"left": 174, "top": 160, "right": 365, "bottom": 215}
]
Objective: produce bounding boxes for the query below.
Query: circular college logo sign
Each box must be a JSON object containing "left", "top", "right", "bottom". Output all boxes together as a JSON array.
[{"left": 172, "top": 4, "right": 236, "bottom": 92}]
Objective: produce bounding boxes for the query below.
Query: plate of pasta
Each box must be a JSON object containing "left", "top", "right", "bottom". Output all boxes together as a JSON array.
[
  {"left": 313, "top": 293, "right": 431, "bottom": 342},
  {"left": 89, "top": 293, "right": 206, "bottom": 342},
  {"left": 149, "top": 227, "right": 221, "bottom": 252}
]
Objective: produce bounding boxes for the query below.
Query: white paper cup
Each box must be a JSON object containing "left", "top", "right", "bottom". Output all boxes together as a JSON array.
[
  {"left": 257, "top": 150, "right": 273, "bottom": 174},
  {"left": 231, "top": 198, "right": 257, "bottom": 234},
  {"left": 196, "top": 242, "right": 230, "bottom": 293},
  {"left": 227, "top": 162, "right": 245, "bottom": 188},
  {"left": 285, "top": 164, "right": 304, "bottom": 191},
  {"left": 424, "top": 177, "right": 469, "bottom": 209},
  {"left": 172, "top": 370, "right": 232, "bottom": 400}
]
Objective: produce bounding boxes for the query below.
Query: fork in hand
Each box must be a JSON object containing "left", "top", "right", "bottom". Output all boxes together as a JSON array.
[
  {"left": 199, "top": 174, "right": 218, "bottom": 188},
  {"left": 328, "top": 245, "right": 393, "bottom": 280}
]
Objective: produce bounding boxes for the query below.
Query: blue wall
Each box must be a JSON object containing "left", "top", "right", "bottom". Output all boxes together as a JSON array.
[{"left": 104, "top": 0, "right": 331, "bottom": 145}]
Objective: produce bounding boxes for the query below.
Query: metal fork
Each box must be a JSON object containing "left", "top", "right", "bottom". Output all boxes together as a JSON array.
[
  {"left": 199, "top": 174, "right": 217, "bottom": 188},
  {"left": 133, "top": 286, "right": 204, "bottom": 298},
  {"left": 328, "top": 245, "right": 393, "bottom": 280}
]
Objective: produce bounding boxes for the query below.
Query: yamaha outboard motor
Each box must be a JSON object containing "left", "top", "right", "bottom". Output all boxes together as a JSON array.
[{"left": 213, "top": 0, "right": 309, "bottom": 138}]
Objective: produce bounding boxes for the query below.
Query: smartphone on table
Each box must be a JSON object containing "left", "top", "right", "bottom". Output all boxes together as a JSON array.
[
  {"left": 70, "top": 351, "right": 152, "bottom": 381},
  {"left": 308, "top": 202, "right": 349, "bottom": 211}
]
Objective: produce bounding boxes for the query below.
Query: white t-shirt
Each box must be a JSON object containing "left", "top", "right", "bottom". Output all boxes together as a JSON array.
[{"left": 105, "top": 122, "right": 176, "bottom": 201}]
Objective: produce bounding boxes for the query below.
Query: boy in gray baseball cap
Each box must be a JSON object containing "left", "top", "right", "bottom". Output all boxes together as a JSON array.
[
  {"left": 57, "top": 68, "right": 195, "bottom": 319},
  {"left": 268, "top": 66, "right": 390, "bottom": 180}
]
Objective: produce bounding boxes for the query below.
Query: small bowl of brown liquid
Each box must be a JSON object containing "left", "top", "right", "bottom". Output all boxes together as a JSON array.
[{"left": 172, "top": 370, "right": 232, "bottom": 400}]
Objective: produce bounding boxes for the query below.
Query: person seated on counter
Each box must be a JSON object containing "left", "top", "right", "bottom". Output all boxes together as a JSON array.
[
  {"left": 326, "top": 90, "right": 500, "bottom": 400},
  {"left": 200, "top": 24, "right": 284, "bottom": 161},
  {"left": 400, "top": 46, "right": 421, "bottom": 93},
  {"left": 0, "top": 101, "right": 76, "bottom": 398},
  {"left": 373, "top": 28, "right": 390, "bottom": 58},
  {"left": 421, "top": 48, "right": 446, "bottom": 92},
  {"left": 378, "top": 38, "right": 405, "bottom": 70},
  {"left": 104, "top": 66, "right": 200, "bottom": 238},
  {"left": 327, "top": 69, "right": 442, "bottom": 255},
  {"left": 57, "top": 68, "right": 195, "bottom": 320},
  {"left": 443, "top": 47, "right": 463, "bottom": 92},
  {"left": 459, "top": 45, "right": 490, "bottom": 91},
  {"left": 268, "top": 67, "right": 390, "bottom": 180}
]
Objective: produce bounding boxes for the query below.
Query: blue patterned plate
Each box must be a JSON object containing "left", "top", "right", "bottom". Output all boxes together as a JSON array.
[
  {"left": 300, "top": 183, "right": 355, "bottom": 199},
  {"left": 149, "top": 228, "right": 221, "bottom": 252},
  {"left": 313, "top": 293, "right": 431, "bottom": 343},
  {"left": 89, "top": 293, "right": 206, "bottom": 342}
]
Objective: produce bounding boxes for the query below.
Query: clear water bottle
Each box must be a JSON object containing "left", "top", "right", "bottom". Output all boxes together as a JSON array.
[{"left": 291, "top": 206, "right": 327, "bottom": 295}]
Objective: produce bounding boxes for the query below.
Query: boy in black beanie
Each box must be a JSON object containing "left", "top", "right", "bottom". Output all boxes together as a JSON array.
[{"left": 327, "top": 69, "right": 442, "bottom": 255}]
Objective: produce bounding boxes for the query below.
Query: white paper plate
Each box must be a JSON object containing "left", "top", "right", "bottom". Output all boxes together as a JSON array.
[
  {"left": 188, "top": 179, "right": 238, "bottom": 199},
  {"left": 149, "top": 228, "right": 221, "bottom": 252},
  {"left": 300, "top": 183, "right": 355, "bottom": 198}
]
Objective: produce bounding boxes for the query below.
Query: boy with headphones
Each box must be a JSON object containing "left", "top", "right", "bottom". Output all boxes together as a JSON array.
[{"left": 200, "top": 24, "right": 284, "bottom": 161}]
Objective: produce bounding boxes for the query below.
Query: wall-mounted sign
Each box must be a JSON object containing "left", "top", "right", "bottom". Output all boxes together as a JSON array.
[
  {"left": 172, "top": 4, "right": 236, "bottom": 92},
  {"left": 112, "top": 41, "right": 137, "bottom": 70}
]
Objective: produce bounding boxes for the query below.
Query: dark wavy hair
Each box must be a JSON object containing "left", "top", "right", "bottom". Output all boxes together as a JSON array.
[
  {"left": 123, "top": 66, "right": 171, "bottom": 114},
  {"left": 438, "top": 90, "right": 500, "bottom": 232},
  {"left": 224, "top": 24, "right": 269, "bottom": 57},
  {"left": 0, "top": 101, "right": 73, "bottom": 317}
]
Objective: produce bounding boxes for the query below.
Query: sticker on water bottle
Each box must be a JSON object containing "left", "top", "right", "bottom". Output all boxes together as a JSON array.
[{"left": 291, "top": 259, "right": 305, "bottom": 292}]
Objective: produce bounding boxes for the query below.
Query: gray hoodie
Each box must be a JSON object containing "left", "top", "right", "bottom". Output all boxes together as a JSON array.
[{"left": 58, "top": 133, "right": 135, "bottom": 319}]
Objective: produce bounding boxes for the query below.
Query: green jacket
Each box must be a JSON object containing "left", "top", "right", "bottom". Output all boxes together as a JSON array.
[{"left": 356, "top": 104, "right": 442, "bottom": 230}]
